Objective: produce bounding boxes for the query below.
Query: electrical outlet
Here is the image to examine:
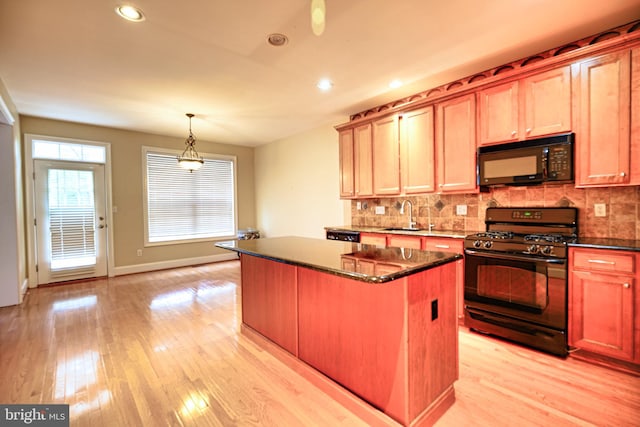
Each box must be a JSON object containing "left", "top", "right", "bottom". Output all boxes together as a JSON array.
[
  {"left": 356, "top": 201, "right": 362, "bottom": 210},
  {"left": 594, "top": 203, "right": 607, "bottom": 217},
  {"left": 137, "top": 249, "right": 143, "bottom": 257},
  {"left": 375, "top": 206, "right": 385, "bottom": 215},
  {"left": 456, "top": 204, "right": 467, "bottom": 216}
]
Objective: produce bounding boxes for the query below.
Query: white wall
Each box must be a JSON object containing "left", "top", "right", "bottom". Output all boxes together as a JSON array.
[
  {"left": 0, "top": 78, "right": 25, "bottom": 306},
  {"left": 255, "top": 122, "right": 350, "bottom": 238}
]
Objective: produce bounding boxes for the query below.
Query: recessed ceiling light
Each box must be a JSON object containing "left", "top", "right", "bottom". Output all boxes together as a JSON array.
[
  {"left": 267, "top": 33, "right": 289, "bottom": 47},
  {"left": 115, "top": 5, "right": 145, "bottom": 22},
  {"left": 389, "top": 79, "right": 403, "bottom": 89},
  {"left": 317, "top": 78, "right": 333, "bottom": 91}
]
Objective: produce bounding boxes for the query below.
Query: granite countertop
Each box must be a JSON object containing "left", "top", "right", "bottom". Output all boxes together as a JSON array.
[
  {"left": 326, "top": 226, "right": 640, "bottom": 252},
  {"left": 216, "top": 236, "right": 462, "bottom": 284},
  {"left": 570, "top": 238, "right": 640, "bottom": 252},
  {"left": 325, "top": 225, "right": 470, "bottom": 239}
]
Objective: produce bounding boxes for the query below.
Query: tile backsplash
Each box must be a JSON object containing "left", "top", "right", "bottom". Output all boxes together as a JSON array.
[{"left": 351, "top": 185, "right": 640, "bottom": 240}]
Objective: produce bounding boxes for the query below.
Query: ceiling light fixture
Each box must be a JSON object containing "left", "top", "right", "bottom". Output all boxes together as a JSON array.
[
  {"left": 311, "top": 0, "right": 326, "bottom": 36},
  {"left": 115, "top": 5, "right": 145, "bottom": 22},
  {"left": 177, "top": 113, "right": 204, "bottom": 172},
  {"left": 317, "top": 78, "right": 333, "bottom": 91},
  {"left": 389, "top": 79, "right": 403, "bottom": 89},
  {"left": 267, "top": 33, "right": 289, "bottom": 47}
]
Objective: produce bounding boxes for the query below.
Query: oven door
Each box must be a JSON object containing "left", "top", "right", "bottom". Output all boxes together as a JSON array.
[{"left": 464, "top": 250, "right": 567, "bottom": 330}]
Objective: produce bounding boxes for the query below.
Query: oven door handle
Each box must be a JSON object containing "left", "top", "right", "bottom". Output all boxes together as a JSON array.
[{"left": 464, "top": 249, "right": 565, "bottom": 264}]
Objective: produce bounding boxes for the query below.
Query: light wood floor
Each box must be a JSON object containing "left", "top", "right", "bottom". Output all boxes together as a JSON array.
[{"left": 0, "top": 261, "right": 638, "bottom": 426}]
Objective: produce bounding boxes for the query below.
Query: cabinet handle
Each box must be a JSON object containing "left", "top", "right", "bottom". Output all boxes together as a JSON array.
[
  {"left": 623, "top": 283, "right": 631, "bottom": 289},
  {"left": 587, "top": 259, "right": 615, "bottom": 265},
  {"left": 435, "top": 244, "right": 450, "bottom": 249}
]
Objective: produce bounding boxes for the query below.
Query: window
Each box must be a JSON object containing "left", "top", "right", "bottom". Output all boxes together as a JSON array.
[
  {"left": 33, "top": 139, "right": 106, "bottom": 163},
  {"left": 143, "top": 147, "right": 237, "bottom": 245}
]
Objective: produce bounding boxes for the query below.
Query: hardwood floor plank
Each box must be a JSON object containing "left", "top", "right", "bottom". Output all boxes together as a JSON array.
[{"left": 0, "top": 260, "right": 638, "bottom": 426}]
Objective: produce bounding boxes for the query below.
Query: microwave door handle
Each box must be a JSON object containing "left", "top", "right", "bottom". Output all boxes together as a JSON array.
[{"left": 464, "top": 249, "right": 565, "bottom": 264}]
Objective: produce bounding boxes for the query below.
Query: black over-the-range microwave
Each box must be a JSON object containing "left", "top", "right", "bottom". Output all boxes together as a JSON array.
[{"left": 477, "top": 132, "right": 574, "bottom": 188}]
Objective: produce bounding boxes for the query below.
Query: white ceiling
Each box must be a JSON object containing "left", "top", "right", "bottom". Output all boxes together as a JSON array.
[{"left": 1, "top": 0, "right": 639, "bottom": 147}]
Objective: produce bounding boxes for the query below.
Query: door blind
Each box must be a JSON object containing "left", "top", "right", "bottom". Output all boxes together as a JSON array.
[
  {"left": 146, "top": 152, "right": 236, "bottom": 243},
  {"left": 48, "top": 169, "right": 97, "bottom": 270}
]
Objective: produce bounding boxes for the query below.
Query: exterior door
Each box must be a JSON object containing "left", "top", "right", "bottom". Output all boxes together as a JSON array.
[{"left": 34, "top": 160, "right": 107, "bottom": 284}]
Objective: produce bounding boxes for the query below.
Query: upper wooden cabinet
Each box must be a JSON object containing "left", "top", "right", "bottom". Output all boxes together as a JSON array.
[
  {"left": 478, "top": 66, "right": 572, "bottom": 146},
  {"left": 353, "top": 123, "right": 374, "bottom": 197},
  {"left": 436, "top": 93, "right": 477, "bottom": 193},
  {"left": 338, "top": 129, "right": 355, "bottom": 198},
  {"left": 400, "top": 106, "right": 435, "bottom": 194},
  {"left": 573, "top": 48, "right": 639, "bottom": 187},
  {"left": 372, "top": 115, "right": 401, "bottom": 195}
]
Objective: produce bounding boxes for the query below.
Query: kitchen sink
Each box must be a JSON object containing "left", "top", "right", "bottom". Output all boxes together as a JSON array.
[{"left": 383, "top": 227, "right": 423, "bottom": 232}]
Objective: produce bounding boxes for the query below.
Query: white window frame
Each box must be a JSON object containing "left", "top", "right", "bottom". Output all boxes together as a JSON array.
[{"left": 142, "top": 146, "right": 238, "bottom": 247}]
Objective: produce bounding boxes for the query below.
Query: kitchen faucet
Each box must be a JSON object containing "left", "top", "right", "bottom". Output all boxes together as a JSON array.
[{"left": 400, "top": 200, "right": 417, "bottom": 230}]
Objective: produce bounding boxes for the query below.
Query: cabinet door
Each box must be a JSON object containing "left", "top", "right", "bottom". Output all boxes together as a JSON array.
[
  {"left": 360, "top": 233, "right": 386, "bottom": 247},
  {"left": 523, "top": 66, "right": 572, "bottom": 138},
  {"left": 387, "top": 235, "right": 422, "bottom": 249},
  {"left": 373, "top": 115, "right": 401, "bottom": 195},
  {"left": 478, "top": 80, "right": 519, "bottom": 145},
  {"left": 436, "top": 93, "right": 477, "bottom": 193},
  {"left": 339, "top": 129, "right": 355, "bottom": 198},
  {"left": 400, "top": 106, "right": 435, "bottom": 194},
  {"left": 354, "top": 123, "right": 374, "bottom": 197},
  {"left": 574, "top": 50, "right": 631, "bottom": 186},
  {"left": 241, "top": 255, "right": 298, "bottom": 355},
  {"left": 569, "top": 270, "right": 635, "bottom": 362}
]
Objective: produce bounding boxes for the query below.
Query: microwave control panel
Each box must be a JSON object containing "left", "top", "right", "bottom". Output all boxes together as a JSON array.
[{"left": 547, "top": 144, "right": 572, "bottom": 181}]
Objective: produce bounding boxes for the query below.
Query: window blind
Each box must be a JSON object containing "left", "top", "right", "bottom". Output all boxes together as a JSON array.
[{"left": 146, "top": 152, "right": 236, "bottom": 243}]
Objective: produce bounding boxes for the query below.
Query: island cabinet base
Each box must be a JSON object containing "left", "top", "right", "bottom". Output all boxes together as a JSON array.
[{"left": 239, "top": 253, "right": 458, "bottom": 426}]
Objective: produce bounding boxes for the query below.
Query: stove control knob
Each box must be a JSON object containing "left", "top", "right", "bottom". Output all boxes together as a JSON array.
[
  {"left": 528, "top": 244, "right": 538, "bottom": 254},
  {"left": 483, "top": 241, "right": 493, "bottom": 249},
  {"left": 540, "top": 245, "right": 552, "bottom": 255},
  {"left": 473, "top": 240, "right": 482, "bottom": 248}
]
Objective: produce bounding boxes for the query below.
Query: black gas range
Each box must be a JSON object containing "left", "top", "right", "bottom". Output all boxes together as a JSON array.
[{"left": 463, "top": 207, "right": 578, "bottom": 356}]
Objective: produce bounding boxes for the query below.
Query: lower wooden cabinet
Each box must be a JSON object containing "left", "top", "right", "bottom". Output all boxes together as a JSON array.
[{"left": 568, "top": 247, "right": 639, "bottom": 365}]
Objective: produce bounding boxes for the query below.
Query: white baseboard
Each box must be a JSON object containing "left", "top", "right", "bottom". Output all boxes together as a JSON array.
[{"left": 112, "top": 253, "right": 238, "bottom": 277}]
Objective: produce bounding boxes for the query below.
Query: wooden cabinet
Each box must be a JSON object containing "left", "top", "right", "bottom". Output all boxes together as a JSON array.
[
  {"left": 400, "top": 106, "right": 435, "bottom": 194},
  {"left": 569, "top": 248, "right": 639, "bottom": 364},
  {"left": 240, "top": 254, "right": 298, "bottom": 355},
  {"left": 478, "top": 80, "right": 519, "bottom": 145},
  {"left": 360, "top": 232, "right": 387, "bottom": 247},
  {"left": 478, "top": 66, "right": 571, "bottom": 146},
  {"left": 436, "top": 93, "right": 477, "bottom": 193},
  {"left": 574, "top": 49, "right": 639, "bottom": 187},
  {"left": 354, "top": 123, "right": 374, "bottom": 197},
  {"left": 424, "top": 237, "right": 465, "bottom": 324},
  {"left": 372, "top": 115, "right": 401, "bottom": 195},
  {"left": 387, "top": 234, "right": 422, "bottom": 249},
  {"left": 338, "top": 129, "right": 355, "bottom": 198}
]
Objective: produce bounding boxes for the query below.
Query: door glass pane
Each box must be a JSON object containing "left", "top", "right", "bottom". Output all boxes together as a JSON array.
[{"left": 48, "top": 169, "right": 96, "bottom": 270}]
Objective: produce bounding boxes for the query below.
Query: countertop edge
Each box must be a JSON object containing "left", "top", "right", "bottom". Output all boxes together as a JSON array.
[{"left": 216, "top": 242, "right": 462, "bottom": 284}]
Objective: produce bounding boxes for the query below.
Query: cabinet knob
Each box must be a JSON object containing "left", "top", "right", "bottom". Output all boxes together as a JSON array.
[
  {"left": 511, "top": 130, "right": 517, "bottom": 137},
  {"left": 526, "top": 128, "right": 532, "bottom": 133},
  {"left": 623, "top": 283, "right": 631, "bottom": 289},
  {"left": 620, "top": 172, "right": 626, "bottom": 177}
]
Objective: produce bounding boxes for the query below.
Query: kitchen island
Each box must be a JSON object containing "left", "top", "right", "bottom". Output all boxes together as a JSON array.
[{"left": 216, "top": 236, "right": 462, "bottom": 426}]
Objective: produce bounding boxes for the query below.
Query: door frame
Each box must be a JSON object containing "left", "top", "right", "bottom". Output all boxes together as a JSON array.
[{"left": 25, "top": 134, "right": 115, "bottom": 288}]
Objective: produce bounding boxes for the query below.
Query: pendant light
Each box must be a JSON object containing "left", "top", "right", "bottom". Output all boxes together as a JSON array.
[{"left": 177, "top": 113, "right": 204, "bottom": 172}]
